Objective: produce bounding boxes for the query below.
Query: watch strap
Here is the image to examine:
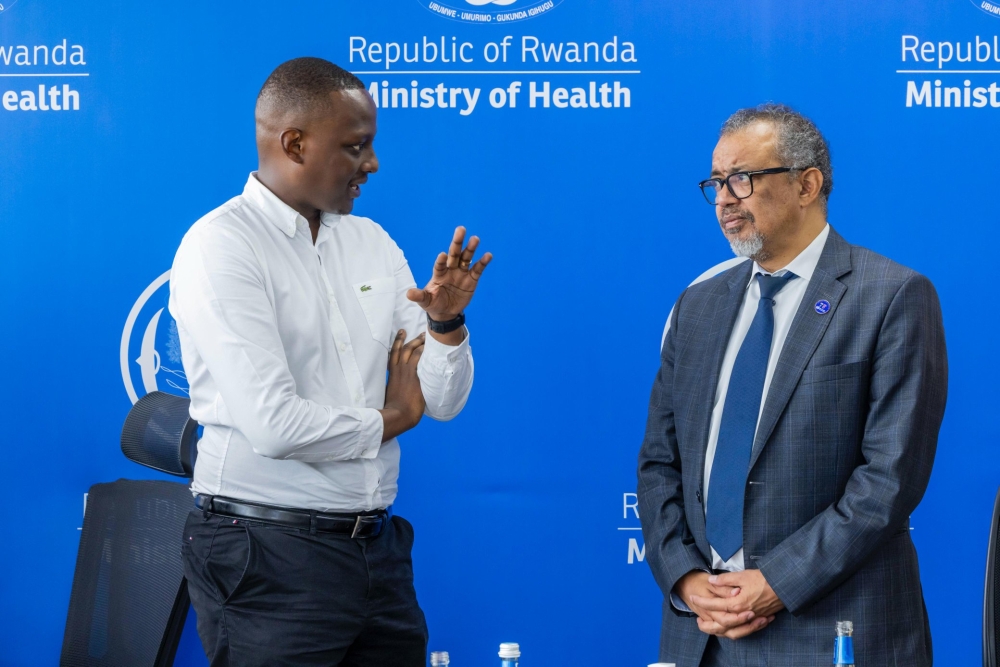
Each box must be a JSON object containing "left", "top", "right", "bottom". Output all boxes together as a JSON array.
[{"left": 426, "top": 312, "right": 465, "bottom": 334}]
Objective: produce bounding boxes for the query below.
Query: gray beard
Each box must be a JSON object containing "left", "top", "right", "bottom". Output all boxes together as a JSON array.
[
  {"left": 728, "top": 230, "right": 765, "bottom": 260},
  {"left": 723, "top": 208, "right": 768, "bottom": 261}
]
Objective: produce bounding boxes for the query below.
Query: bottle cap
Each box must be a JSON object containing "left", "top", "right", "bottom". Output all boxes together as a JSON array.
[
  {"left": 836, "top": 620, "right": 854, "bottom": 634},
  {"left": 430, "top": 651, "right": 450, "bottom": 665},
  {"left": 499, "top": 643, "right": 521, "bottom": 658}
]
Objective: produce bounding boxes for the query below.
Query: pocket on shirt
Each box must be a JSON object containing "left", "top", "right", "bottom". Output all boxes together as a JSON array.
[{"left": 353, "top": 277, "right": 397, "bottom": 350}]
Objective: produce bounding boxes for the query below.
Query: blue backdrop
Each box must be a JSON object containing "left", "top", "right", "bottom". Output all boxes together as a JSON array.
[{"left": 1, "top": 1, "right": 997, "bottom": 664}]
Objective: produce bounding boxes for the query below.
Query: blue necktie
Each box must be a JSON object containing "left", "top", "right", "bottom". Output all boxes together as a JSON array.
[{"left": 706, "top": 271, "right": 797, "bottom": 562}]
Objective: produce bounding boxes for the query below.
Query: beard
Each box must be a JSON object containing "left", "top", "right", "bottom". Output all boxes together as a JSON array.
[{"left": 722, "top": 208, "right": 768, "bottom": 262}]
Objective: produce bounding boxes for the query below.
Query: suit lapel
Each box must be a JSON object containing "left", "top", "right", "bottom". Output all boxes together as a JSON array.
[
  {"left": 690, "top": 262, "right": 754, "bottom": 495},
  {"left": 748, "top": 228, "right": 853, "bottom": 472}
]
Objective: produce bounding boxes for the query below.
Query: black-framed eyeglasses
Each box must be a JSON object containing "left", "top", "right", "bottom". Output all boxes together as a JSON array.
[{"left": 698, "top": 167, "right": 804, "bottom": 205}]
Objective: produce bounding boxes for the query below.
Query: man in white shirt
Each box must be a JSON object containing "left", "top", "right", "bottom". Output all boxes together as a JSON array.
[
  {"left": 637, "top": 104, "right": 946, "bottom": 666},
  {"left": 170, "top": 57, "right": 491, "bottom": 666}
]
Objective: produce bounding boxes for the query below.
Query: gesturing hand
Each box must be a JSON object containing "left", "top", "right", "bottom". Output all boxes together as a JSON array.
[
  {"left": 379, "top": 330, "right": 426, "bottom": 442},
  {"left": 406, "top": 226, "right": 492, "bottom": 323}
]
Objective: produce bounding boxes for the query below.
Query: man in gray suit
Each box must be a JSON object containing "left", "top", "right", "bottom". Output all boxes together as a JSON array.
[{"left": 637, "top": 103, "right": 947, "bottom": 666}]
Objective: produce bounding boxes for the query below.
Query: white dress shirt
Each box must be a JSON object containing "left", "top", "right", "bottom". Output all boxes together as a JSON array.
[
  {"left": 703, "top": 224, "right": 830, "bottom": 570},
  {"left": 168, "top": 174, "right": 474, "bottom": 512}
]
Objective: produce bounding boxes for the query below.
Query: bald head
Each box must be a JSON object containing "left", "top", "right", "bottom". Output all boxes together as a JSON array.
[{"left": 254, "top": 57, "right": 379, "bottom": 222}]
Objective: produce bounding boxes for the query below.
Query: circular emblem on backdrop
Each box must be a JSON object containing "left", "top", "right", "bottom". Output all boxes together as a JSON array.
[
  {"left": 416, "top": 0, "right": 564, "bottom": 23},
  {"left": 814, "top": 300, "right": 831, "bottom": 315},
  {"left": 0, "top": 0, "right": 21, "bottom": 13},
  {"left": 120, "top": 271, "right": 190, "bottom": 404},
  {"left": 969, "top": 0, "right": 1000, "bottom": 18}
]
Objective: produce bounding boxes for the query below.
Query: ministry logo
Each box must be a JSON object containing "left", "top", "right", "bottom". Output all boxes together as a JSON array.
[
  {"left": 0, "top": 0, "right": 20, "bottom": 14},
  {"left": 971, "top": 0, "right": 1000, "bottom": 18},
  {"left": 120, "top": 271, "right": 189, "bottom": 404},
  {"left": 418, "top": 0, "right": 564, "bottom": 23}
]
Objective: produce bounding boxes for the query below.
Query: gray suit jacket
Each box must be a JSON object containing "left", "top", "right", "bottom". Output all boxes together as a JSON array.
[{"left": 637, "top": 228, "right": 947, "bottom": 666}]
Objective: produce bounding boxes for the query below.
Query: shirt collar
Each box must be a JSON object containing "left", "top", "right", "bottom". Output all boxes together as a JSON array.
[
  {"left": 748, "top": 223, "right": 830, "bottom": 288},
  {"left": 242, "top": 172, "right": 343, "bottom": 238}
]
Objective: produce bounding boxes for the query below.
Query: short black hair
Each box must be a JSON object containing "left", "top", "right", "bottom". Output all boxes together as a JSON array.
[
  {"left": 256, "top": 57, "right": 365, "bottom": 116},
  {"left": 721, "top": 103, "right": 834, "bottom": 204}
]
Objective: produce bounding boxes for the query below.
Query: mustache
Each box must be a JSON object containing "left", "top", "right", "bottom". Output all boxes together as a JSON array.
[{"left": 720, "top": 206, "right": 755, "bottom": 226}]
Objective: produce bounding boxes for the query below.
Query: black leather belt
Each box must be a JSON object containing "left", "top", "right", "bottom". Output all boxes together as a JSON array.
[{"left": 195, "top": 494, "right": 391, "bottom": 538}]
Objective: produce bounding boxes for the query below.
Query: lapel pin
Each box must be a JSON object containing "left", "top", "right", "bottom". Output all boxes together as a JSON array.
[{"left": 814, "top": 300, "right": 831, "bottom": 314}]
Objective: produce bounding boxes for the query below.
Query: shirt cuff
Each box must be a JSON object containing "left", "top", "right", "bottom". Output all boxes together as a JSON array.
[
  {"left": 356, "top": 407, "right": 384, "bottom": 459},
  {"left": 421, "top": 326, "right": 471, "bottom": 364},
  {"left": 670, "top": 567, "right": 712, "bottom": 614},
  {"left": 670, "top": 591, "right": 693, "bottom": 613}
]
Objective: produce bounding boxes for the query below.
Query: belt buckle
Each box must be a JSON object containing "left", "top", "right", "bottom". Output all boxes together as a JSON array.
[{"left": 350, "top": 513, "right": 385, "bottom": 538}]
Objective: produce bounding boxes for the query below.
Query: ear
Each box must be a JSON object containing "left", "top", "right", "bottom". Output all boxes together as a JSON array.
[
  {"left": 279, "top": 128, "right": 305, "bottom": 164},
  {"left": 798, "top": 167, "right": 823, "bottom": 208}
]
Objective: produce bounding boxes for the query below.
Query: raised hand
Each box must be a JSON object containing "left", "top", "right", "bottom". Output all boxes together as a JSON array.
[{"left": 406, "top": 226, "right": 492, "bottom": 322}]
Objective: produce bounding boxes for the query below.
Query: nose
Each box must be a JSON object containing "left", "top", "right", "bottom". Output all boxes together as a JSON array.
[
  {"left": 715, "top": 181, "right": 738, "bottom": 207},
  {"left": 364, "top": 148, "right": 379, "bottom": 175}
]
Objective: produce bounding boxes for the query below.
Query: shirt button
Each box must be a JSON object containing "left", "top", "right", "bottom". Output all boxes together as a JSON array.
[{"left": 340, "top": 343, "right": 347, "bottom": 352}]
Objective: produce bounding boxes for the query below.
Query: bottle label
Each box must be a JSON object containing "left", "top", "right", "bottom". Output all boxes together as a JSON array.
[{"left": 833, "top": 636, "right": 855, "bottom": 665}]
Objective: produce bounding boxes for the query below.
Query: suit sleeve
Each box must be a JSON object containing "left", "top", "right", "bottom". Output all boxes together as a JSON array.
[
  {"left": 638, "top": 293, "right": 711, "bottom": 612},
  {"left": 758, "top": 273, "right": 948, "bottom": 614}
]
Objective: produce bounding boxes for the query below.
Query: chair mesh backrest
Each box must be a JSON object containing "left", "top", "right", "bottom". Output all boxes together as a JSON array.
[
  {"left": 121, "top": 392, "right": 198, "bottom": 477},
  {"left": 61, "top": 480, "right": 193, "bottom": 667},
  {"left": 985, "top": 486, "right": 1000, "bottom": 667}
]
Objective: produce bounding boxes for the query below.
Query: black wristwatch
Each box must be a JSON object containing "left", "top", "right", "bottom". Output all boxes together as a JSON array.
[{"left": 426, "top": 312, "right": 465, "bottom": 334}]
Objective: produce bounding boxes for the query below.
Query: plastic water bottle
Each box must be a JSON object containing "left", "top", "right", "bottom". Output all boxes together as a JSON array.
[
  {"left": 430, "top": 651, "right": 450, "bottom": 666},
  {"left": 834, "top": 620, "right": 855, "bottom": 666},
  {"left": 499, "top": 642, "right": 520, "bottom": 667}
]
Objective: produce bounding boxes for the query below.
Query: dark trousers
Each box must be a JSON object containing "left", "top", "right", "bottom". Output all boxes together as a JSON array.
[
  {"left": 699, "top": 635, "right": 763, "bottom": 666},
  {"left": 700, "top": 637, "right": 725, "bottom": 666},
  {"left": 181, "top": 509, "right": 428, "bottom": 667}
]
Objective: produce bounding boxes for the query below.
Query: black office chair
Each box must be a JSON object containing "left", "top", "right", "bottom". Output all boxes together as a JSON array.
[
  {"left": 119, "top": 390, "right": 199, "bottom": 478},
  {"left": 60, "top": 392, "right": 200, "bottom": 667},
  {"left": 984, "top": 485, "right": 1000, "bottom": 667}
]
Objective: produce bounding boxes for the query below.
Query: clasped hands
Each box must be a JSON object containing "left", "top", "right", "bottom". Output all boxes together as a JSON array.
[{"left": 675, "top": 569, "right": 784, "bottom": 639}]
